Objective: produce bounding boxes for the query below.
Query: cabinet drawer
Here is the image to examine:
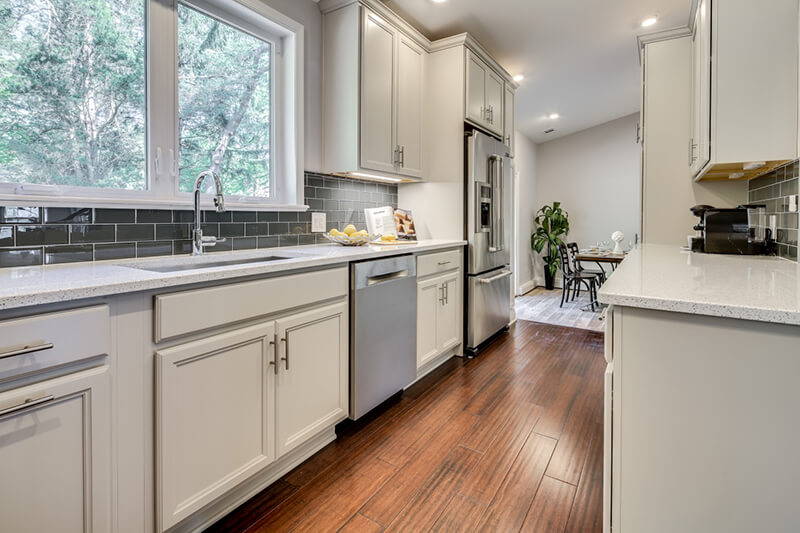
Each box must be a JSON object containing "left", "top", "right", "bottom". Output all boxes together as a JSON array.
[
  {"left": 155, "top": 267, "right": 348, "bottom": 342},
  {"left": 0, "top": 305, "right": 110, "bottom": 384},
  {"left": 417, "top": 249, "right": 462, "bottom": 278}
]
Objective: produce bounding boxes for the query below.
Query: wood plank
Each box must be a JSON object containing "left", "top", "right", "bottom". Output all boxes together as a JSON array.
[
  {"left": 249, "top": 457, "right": 396, "bottom": 532},
  {"left": 545, "top": 386, "right": 598, "bottom": 485},
  {"left": 337, "top": 513, "right": 384, "bottom": 533},
  {"left": 459, "top": 382, "right": 542, "bottom": 453},
  {"left": 473, "top": 433, "right": 557, "bottom": 532},
  {"left": 360, "top": 409, "right": 479, "bottom": 526},
  {"left": 463, "top": 374, "right": 512, "bottom": 415},
  {"left": 533, "top": 373, "right": 583, "bottom": 439},
  {"left": 564, "top": 423, "right": 604, "bottom": 533},
  {"left": 520, "top": 475, "right": 578, "bottom": 533},
  {"left": 375, "top": 385, "right": 476, "bottom": 467},
  {"left": 430, "top": 494, "right": 486, "bottom": 533},
  {"left": 384, "top": 446, "right": 482, "bottom": 532},
  {"left": 459, "top": 405, "right": 540, "bottom": 504}
]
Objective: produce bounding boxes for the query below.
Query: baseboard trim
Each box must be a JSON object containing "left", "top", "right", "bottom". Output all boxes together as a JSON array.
[{"left": 517, "top": 279, "right": 535, "bottom": 296}]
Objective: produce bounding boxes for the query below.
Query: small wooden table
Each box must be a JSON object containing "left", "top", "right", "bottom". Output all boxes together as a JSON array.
[{"left": 576, "top": 250, "right": 626, "bottom": 272}]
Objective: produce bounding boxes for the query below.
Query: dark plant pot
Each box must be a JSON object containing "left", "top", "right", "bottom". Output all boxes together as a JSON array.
[{"left": 544, "top": 266, "right": 555, "bottom": 290}]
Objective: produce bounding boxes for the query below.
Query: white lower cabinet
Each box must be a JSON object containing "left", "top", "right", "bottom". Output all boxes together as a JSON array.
[
  {"left": 0, "top": 365, "right": 111, "bottom": 533},
  {"left": 416, "top": 269, "right": 462, "bottom": 370},
  {"left": 156, "top": 323, "right": 277, "bottom": 531},
  {"left": 275, "top": 302, "right": 348, "bottom": 457},
  {"left": 156, "top": 283, "right": 349, "bottom": 531}
]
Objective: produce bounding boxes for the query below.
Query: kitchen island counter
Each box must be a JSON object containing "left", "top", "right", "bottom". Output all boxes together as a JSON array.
[{"left": 597, "top": 243, "right": 800, "bottom": 325}]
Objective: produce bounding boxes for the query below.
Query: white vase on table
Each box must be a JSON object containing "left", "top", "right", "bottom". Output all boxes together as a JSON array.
[{"left": 612, "top": 231, "right": 625, "bottom": 254}]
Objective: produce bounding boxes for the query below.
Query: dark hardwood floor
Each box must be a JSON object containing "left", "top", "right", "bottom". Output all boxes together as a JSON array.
[{"left": 207, "top": 320, "right": 605, "bottom": 533}]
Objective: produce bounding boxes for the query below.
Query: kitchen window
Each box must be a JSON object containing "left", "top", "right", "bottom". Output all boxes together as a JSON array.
[{"left": 0, "top": 0, "right": 303, "bottom": 209}]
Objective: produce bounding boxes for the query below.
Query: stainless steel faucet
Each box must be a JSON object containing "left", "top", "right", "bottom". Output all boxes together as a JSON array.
[{"left": 192, "top": 170, "right": 226, "bottom": 256}]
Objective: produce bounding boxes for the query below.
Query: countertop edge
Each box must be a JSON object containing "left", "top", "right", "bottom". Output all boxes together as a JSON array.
[{"left": 0, "top": 240, "right": 467, "bottom": 312}]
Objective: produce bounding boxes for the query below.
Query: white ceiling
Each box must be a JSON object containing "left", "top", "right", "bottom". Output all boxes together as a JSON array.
[{"left": 383, "top": 0, "right": 692, "bottom": 144}]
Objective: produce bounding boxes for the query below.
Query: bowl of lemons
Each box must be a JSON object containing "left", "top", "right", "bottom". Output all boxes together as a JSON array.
[{"left": 324, "top": 225, "right": 374, "bottom": 246}]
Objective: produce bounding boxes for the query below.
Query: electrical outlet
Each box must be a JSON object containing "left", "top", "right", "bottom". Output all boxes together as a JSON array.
[
  {"left": 311, "top": 212, "right": 326, "bottom": 232},
  {"left": 790, "top": 195, "right": 798, "bottom": 213}
]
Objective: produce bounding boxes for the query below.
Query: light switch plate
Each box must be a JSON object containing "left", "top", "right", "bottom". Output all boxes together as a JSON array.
[
  {"left": 311, "top": 212, "right": 326, "bottom": 232},
  {"left": 790, "top": 195, "right": 798, "bottom": 213}
]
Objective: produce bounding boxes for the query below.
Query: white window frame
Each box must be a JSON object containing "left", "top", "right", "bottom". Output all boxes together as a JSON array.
[{"left": 0, "top": 0, "right": 305, "bottom": 211}]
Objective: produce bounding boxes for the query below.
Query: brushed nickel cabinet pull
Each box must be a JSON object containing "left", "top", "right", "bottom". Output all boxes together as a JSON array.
[
  {"left": 269, "top": 335, "right": 278, "bottom": 375},
  {"left": 0, "top": 341, "right": 54, "bottom": 360},
  {"left": 437, "top": 260, "right": 451, "bottom": 266},
  {"left": 280, "top": 337, "right": 289, "bottom": 370},
  {"left": 0, "top": 395, "right": 55, "bottom": 418}
]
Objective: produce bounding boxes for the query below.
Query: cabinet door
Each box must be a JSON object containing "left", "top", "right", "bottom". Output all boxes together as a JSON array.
[
  {"left": 361, "top": 10, "right": 397, "bottom": 174},
  {"left": 276, "top": 302, "right": 348, "bottom": 457},
  {"left": 0, "top": 366, "right": 110, "bottom": 533},
  {"left": 436, "top": 271, "right": 462, "bottom": 352},
  {"left": 503, "top": 84, "right": 515, "bottom": 154},
  {"left": 485, "top": 69, "right": 505, "bottom": 136},
  {"left": 156, "top": 323, "right": 276, "bottom": 530},
  {"left": 695, "top": 0, "right": 711, "bottom": 173},
  {"left": 465, "top": 50, "right": 488, "bottom": 126},
  {"left": 396, "top": 34, "right": 424, "bottom": 178},
  {"left": 417, "top": 276, "right": 442, "bottom": 369}
]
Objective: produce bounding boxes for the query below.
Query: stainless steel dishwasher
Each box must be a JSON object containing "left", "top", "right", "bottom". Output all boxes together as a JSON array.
[{"left": 350, "top": 254, "right": 417, "bottom": 420}]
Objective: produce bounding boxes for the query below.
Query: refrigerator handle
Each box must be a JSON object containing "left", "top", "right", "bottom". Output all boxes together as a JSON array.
[
  {"left": 497, "top": 157, "right": 505, "bottom": 252},
  {"left": 488, "top": 155, "right": 500, "bottom": 252}
]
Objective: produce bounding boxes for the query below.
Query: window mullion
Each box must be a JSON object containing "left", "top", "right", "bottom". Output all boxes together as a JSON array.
[{"left": 148, "top": 0, "right": 180, "bottom": 202}]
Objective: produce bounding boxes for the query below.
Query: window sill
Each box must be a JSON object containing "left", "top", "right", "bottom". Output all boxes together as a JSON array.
[{"left": 0, "top": 194, "right": 309, "bottom": 212}]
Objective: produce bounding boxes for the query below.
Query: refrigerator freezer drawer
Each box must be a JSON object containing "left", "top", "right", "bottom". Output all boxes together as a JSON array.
[{"left": 467, "top": 268, "right": 511, "bottom": 349}]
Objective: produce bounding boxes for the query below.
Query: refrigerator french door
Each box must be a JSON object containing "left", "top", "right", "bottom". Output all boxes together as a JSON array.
[{"left": 466, "top": 130, "right": 512, "bottom": 353}]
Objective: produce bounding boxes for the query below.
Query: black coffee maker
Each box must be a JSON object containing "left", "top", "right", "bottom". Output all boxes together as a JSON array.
[{"left": 690, "top": 204, "right": 775, "bottom": 255}]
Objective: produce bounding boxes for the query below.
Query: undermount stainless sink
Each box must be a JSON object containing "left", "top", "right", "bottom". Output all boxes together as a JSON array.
[{"left": 131, "top": 255, "right": 291, "bottom": 273}]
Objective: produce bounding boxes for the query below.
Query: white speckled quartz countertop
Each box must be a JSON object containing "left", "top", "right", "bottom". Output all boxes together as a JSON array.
[
  {"left": 597, "top": 243, "right": 800, "bottom": 325},
  {"left": 0, "top": 239, "right": 466, "bottom": 311}
]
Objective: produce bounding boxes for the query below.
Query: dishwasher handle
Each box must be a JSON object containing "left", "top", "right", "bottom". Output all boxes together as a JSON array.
[{"left": 367, "top": 269, "right": 410, "bottom": 286}]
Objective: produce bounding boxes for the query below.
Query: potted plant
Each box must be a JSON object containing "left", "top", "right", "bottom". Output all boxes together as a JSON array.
[{"left": 531, "top": 202, "right": 570, "bottom": 290}]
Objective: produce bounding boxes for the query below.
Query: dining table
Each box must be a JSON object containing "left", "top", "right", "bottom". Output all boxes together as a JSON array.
[{"left": 576, "top": 250, "right": 627, "bottom": 272}]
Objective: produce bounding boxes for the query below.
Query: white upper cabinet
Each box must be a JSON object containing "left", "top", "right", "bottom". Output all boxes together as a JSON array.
[
  {"left": 361, "top": 10, "right": 397, "bottom": 174},
  {"left": 323, "top": 4, "right": 425, "bottom": 181},
  {"left": 691, "top": 0, "right": 798, "bottom": 181},
  {"left": 465, "top": 49, "right": 505, "bottom": 137},
  {"left": 689, "top": 0, "right": 711, "bottom": 177},
  {"left": 503, "top": 83, "right": 515, "bottom": 154},
  {"left": 466, "top": 51, "right": 488, "bottom": 126},
  {"left": 395, "top": 35, "right": 425, "bottom": 178}
]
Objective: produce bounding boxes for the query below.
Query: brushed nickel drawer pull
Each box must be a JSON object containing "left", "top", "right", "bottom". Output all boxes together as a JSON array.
[
  {"left": 437, "top": 261, "right": 451, "bottom": 266},
  {"left": 0, "top": 395, "right": 55, "bottom": 418},
  {"left": 0, "top": 342, "right": 54, "bottom": 360}
]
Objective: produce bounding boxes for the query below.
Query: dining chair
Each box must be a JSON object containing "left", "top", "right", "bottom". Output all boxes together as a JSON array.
[
  {"left": 558, "top": 243, "right": 598, "bottom": 311},
  {"left": 566, "top": 242, "right": 606, "bottom": 285}
]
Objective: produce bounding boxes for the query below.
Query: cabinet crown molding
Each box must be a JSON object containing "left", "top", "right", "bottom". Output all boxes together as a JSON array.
[{"left": 319, "top": 0, "right": 518, "bottom": 87}]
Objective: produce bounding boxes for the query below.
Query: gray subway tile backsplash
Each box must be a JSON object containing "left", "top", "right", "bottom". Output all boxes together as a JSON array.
[
  {"left": 748, "top": 160, "right": 800, "bottom": 261},
  {"left": 0, "top": 172, "right": 398, "bottom": 268}
]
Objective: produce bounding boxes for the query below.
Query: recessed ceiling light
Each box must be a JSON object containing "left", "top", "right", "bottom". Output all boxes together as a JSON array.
[
  {"left": 432, "top": 0, "right": 447, "bottom": 3},
  {"left": 641, "top": 17, "right": 657, "bottom": 27},
  {"left": 548, "top": 113, "right": 560, "bottom": 119},
  {"left": 513, "top": 74, "right": 524, "bottom": 82}
]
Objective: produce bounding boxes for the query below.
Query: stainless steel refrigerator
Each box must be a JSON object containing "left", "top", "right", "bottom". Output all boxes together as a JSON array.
[{"left": 465, "top": 130, "right": 513, "bottom": 354}]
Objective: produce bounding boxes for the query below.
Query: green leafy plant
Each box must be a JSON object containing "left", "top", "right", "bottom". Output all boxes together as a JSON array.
[{"left": 531, "top": 202, "right": 570, "bottom": 278}]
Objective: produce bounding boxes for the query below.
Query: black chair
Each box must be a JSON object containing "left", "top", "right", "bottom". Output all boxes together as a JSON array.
[
  {"left": 567, "top": 242, "right": 606, "bottom": 285},
  {"left": 558, "top": 243, "right": 598, "bottom": 311}
]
